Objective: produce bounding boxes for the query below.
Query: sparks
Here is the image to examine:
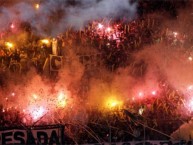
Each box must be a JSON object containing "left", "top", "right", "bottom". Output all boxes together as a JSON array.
[
  {"left": 151, "top": 90, "right": 157, "bottom": 96},
  {"left": 98, "top": 23, "right": 103, "bottom": 29},
  {"left": 173, "top": 32, "right": 178, "bottom": 37},
  {"left": 10, "top": 23, "right": 15, "bottom": 29},
  {"left": 138, "top": 92, "right": 144, "bottom": 97},
  {"left": 29, "top": 106, "right": 46, "bottom": 121},
  {"left": 57, "top": 91, "right": 68, "bottom": 108},
  {"left": 187, "top": 85, "right": 193, "bottom": 90},
  {"left": 11, "top": 92, "right": 15, "bottom": 97},
  {"left": 106, "top": 27, "right": 111, "bottom": 32}
]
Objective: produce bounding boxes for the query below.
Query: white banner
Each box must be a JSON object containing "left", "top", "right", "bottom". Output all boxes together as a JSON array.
[
  {"left": 0, "top": 127, "right": 192, "bottom": 145},
  {"left": 0, "top": 126, "right": 62, "bottom": 145},
  {"left": 0, "top": 129, "right": 26, "bottom": 144}
]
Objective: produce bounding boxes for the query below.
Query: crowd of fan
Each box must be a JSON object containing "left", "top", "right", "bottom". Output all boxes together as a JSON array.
[
  {"left": 0, "top": 82, "right": 189, "bottom": 143},
  {"left": 0, "top": 4, "right": 193, "bottom": 143},
  {"left": 0, "top": 14, "right": 191, "bottom": 75},
  {"left": 64, "top": 82, "right": 189, "bottom": 144}
]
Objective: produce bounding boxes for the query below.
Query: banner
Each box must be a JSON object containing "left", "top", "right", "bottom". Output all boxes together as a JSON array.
[
  {"left": 50, "top": 55, "right": 63, "bottom": 71},
  {"left": 0, "top": 125, "right": 64, "bottom": 145},
  {"left": 1, "top": 126, "right": 192, "bottom": 145}
]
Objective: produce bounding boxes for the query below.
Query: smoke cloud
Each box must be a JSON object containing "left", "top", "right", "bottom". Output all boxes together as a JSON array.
[{"left": 0, "top": 0, "right": 137, "bottom": 36}]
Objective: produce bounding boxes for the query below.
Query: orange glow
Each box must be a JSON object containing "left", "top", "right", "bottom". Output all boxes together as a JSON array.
[
  {"left": 5, "top": 42, "right": 14, "bottom": 49},
  {"left": 35, "top": 3, "right": 40, "bottom": 9},
  {"left": 32, "top": 94, "right": 38, "bottom": 100},
  {"left": 105, "top": 96, "right": 123, "bottom": 109},
  {"left": 57, "top": 92, "right": 67, "bottom": 108},
  {"left": 41, "top": 39, "right": 50, "bottom": 45},
  {"left": 188, "top": 56, "right": 192, "bottom": 61}
]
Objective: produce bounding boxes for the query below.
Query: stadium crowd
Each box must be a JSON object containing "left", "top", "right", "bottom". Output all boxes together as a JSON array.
[{"left": 0, "top": 0, "right": 193, "bottom": 144}]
